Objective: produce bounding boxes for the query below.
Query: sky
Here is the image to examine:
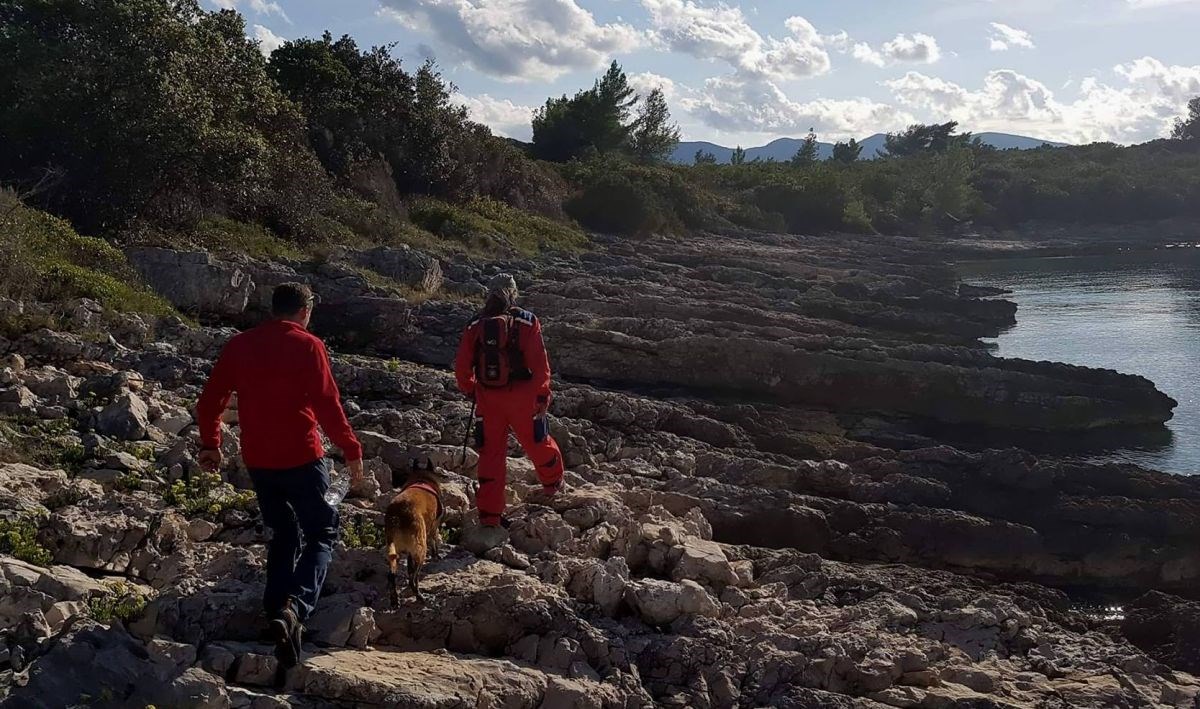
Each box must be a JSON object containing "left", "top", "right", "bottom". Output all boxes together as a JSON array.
[{"left": 220, "top": 0, "right": 1200, "bottom": 147}]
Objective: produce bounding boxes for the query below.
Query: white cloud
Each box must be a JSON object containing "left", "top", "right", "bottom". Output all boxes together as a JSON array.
[
  {"left": 1114, "top": 56, "right": 1200, "bottom": 100},
  {"left": 988, "top": 22, "right": 1035, "bottom": 51},
  {"left": 1126, "top": 0, "right": 1199, "bottom": 7},
  {"left": 641, "top": 1, "right": 831, "bottom": 81},
  {"left": 885, "top": 58, "right": 1200, "bottom": 143},
  {"left": 453, "top": 93, "right": 535, "bottom": 140},
  {"left": 210, "top": 0, "right": 288, "bottom": 22},
  {"left": 852, "top": 42, "right": 885, "bottom": 68},
  {"left": 880, "top": 33, "right": 941, "bottom": 64},
  {"left": 251, "top": 25, "right": 285, "bottom": 57},
  {"left": 628, "top": 72, "right": 678, "bottom": 99},
  {"left": 835, "top": 32, "right": 942, "bottom": 67},
  {"left": 377, "top": 0, "right": 643, "bottom": 81},
  {"left": 682, "top": 74, "right": 912, "bottom": 139}
]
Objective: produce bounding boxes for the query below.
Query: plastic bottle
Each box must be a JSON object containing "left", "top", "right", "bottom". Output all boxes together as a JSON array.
[{"left": 324, "top": 473, "right": 350, "bottom": 507}]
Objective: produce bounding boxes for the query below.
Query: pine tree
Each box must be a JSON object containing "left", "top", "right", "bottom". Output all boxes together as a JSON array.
[
  {"left": 630, "top": 88, "right": 681, "bottom": 163},
  {"left": 694, "top": 150, "right": 717, "bottom": 165},
  {"left": 730, "top": 146, "right": 747, "bottom": 165},
  {"left": 831, "top": 138, "right": 863, "bottom": 163},
  {"left": 791, "top": 129, "right": 819, "bottom": 166}
]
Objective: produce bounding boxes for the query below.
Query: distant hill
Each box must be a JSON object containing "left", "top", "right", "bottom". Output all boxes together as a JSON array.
[{"left": 671, "top": 132, "right": 1068, "bottom": 165}]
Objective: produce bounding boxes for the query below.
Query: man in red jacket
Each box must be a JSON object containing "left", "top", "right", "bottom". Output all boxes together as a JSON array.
[
  {"left": 454, "top": 274, "right": 565, "bottom": 529},
  {"left": 196, "top": 282, "right": 362, "bottom": 668}
]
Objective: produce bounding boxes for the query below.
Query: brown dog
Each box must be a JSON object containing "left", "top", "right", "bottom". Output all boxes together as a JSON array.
[{"left": 384, "top": 459, "right": 443, "bottom": 605}]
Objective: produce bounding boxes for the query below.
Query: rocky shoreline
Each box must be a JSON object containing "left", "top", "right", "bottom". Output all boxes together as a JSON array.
[{"left": 3, "top": 227, "right": 1200, "bottom": 707}]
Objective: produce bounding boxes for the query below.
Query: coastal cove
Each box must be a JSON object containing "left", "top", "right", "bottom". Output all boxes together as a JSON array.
[{"left": 959, "top": 247, "right": 1200, "bottom": 475}]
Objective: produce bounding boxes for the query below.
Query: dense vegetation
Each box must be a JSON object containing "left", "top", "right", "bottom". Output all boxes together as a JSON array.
[
  {"left": 2, "top": 0, "right": 1200, "bottom": 275},
  {"left": 559, "top": 128, "right": 1200, "bottom": 236}
]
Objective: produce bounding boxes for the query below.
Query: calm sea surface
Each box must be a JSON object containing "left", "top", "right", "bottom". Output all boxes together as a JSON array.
[{"left": 959, "top": 249, "right": 1200, "bottom": 475}]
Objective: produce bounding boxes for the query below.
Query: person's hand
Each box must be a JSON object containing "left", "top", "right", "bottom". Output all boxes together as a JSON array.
[
  {"left": 198, "top": 448, "right": 222, "bottom": 473},
  {"left": 346, "top": 458, "right": 364, "bottom": 482}
]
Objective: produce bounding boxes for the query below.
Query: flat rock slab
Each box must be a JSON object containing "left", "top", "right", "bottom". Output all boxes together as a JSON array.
[{"left": 294, "top": 649, "right": 588, "bottom": 708}]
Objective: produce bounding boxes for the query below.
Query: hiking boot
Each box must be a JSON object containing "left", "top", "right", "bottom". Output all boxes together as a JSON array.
[
  {"left": 268, "top": 598, "right": 303, "bottom": 669},
  {"left": 461, "top": 516, "right": 510, "bottom": 554},
  {"left": 541, "top": 478, "right": 564, "bottom": 497}
]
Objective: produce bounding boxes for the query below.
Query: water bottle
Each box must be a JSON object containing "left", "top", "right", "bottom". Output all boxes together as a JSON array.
[{"left": 324, "top": 473, "right": 350, "bottom": 507}]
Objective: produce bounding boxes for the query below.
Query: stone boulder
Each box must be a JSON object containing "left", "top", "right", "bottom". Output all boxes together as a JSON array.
[
  {"left": 626, "top": 578, "right": 719, "bottom": 627},
  {"left": 1122, "top": 591, "right": 1200, "bottom": 675},
  {"left": 126, "top": 247, "right": 254, "bottom": 317},
  {"left": 2, "top": 621, "right": 230, "bottom": 709},
  {"left": 95, "top": 392, "right": 150, "bottom": 441},
  {"left": 353, "top": 246, "right": 444, "bottom": 294}
]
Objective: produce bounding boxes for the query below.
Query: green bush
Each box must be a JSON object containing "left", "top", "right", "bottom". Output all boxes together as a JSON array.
[
  {"left": 561, "top": 157, "right": 720, "bottom": 236},
  {"left": 89, "top": 581, "right": 148, "bottom": 624},
  {"left": 0, "top": 193, "right": 176, "bottom": 315},
  {"left": 410, "top": 197, "right": 586, "bottom": 256},
  {"left": 341, "top": 515, "right": 383, "bottom": 549},
  {"left": 0, "top": 515, "right": 52, "bottom": 566},
  {"left": 163, "top": 472, "right": 256, "bottom": 518},
  {"left": 186, "top": 217, "right": 305, "bottom": 261}
]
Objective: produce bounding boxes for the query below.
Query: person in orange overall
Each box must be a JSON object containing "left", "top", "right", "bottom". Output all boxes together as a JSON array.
[{"left": 454, "top": 274, "right": 565, "bottom": 527}]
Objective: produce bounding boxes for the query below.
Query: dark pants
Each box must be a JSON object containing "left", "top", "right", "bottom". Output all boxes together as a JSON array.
[{"left": 250, "top": 458, "right": 339, "bottom": 623}]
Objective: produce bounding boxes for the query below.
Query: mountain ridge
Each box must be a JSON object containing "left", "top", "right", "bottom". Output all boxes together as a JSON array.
[{"left": 671, "top": 132, "right": 1069, "bottom": 164}]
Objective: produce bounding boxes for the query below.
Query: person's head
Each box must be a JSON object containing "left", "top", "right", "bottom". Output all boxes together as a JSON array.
[
  {"left": 482, "top": 273, "right": 518, "bottom": 317},
  {"left": 271, "top": 282, "right": 317, "bottom": 327}
]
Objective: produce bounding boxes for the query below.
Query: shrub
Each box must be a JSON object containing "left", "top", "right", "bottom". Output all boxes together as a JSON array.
[
  {"left": 341, "top": 515, "right": 383, "bottom": 549},
  {"left": 0, "top": 515, "right": 52, "bottom": 566},
  {"left": 89, "top": 581, "right": 148, "bottom": 624},
  {"left": 410, "top": 197, "right": 586, "bottom": 256},
  {"left": 163, "top": 472, "right": 256, "bottom": 518},
  {"left": 0, "top": 192, "right": 175, "bottom": 315}
]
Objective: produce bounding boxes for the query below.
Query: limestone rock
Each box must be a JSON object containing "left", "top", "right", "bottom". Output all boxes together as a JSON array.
[{"left": 96, "top": 392, "right": 150, "bottom": 441}]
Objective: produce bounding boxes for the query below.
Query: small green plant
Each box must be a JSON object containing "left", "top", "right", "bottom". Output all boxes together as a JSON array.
[
  {"left": 113, "top": 470, "right": 144, "bottom": 493},
  {"left": 341, "top": 515, "right": 383, "bottom": 549},
  {"left": 163, "top": 472, "right": 256, "bottom": 518},
  {"left": 0, "top": 515, "right": 53, "bottom": 566},
  {"left": 441, "top": 526, "right": 462, "bottom": 546},
  {"left": 386, "top": 358, "right": 402, "bottom": 372},
  {"left": 112, "top": 440, "right": 156, "bottom": 462},
  {"left": 88, "top": 581, "right": 148, "bottom": 625}
]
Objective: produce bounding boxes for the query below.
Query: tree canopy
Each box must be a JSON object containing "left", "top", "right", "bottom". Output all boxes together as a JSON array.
[
  {"left": 1173, "top": 97, "right": 1200, "bottom": 141},
  {"left": 532, "top": 62, "right": 679, "bottom": 163},
  {"left": 830, "top": 139, "right": 864, "bottom": 164},
  {"left": 791, "top": 131, "right": 819, "bottom": 166},
  {"left": 881, "top": 122, "right": 982, "bottom": 158}
]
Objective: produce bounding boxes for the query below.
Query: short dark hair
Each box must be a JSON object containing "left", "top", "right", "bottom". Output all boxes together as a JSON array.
[{"left": 271, "top": 282, "right": 316, "bottom": 317}]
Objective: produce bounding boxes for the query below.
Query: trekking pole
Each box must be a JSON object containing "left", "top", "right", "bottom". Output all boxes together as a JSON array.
[{"left": 460, "top": 399, "right": 477, "bottom": 471}]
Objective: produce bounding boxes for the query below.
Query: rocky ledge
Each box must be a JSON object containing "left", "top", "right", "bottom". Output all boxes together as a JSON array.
[
  {"left": 0, "top": 227, "right": 1196, "bottom": 707},
  {"left": 123, "top": 230, "right": 1176, "bottom": 434},
  {"left": 0, "top": 293, "right": 1194, "bottom": 707}
]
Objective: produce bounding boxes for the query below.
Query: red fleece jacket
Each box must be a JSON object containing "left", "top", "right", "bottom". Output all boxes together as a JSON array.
[{"left": 197, "top": 319, "right": 362, "bottom": 470}]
